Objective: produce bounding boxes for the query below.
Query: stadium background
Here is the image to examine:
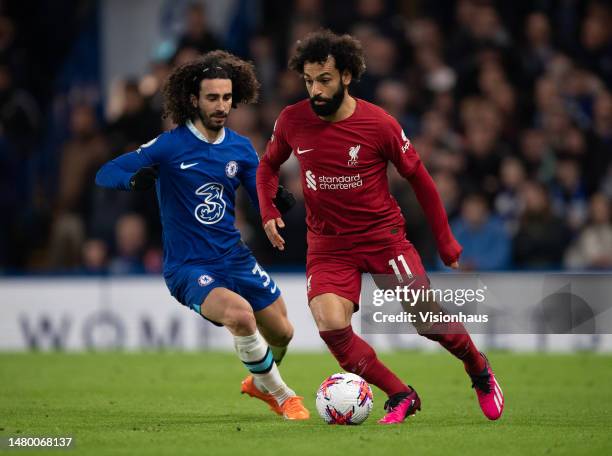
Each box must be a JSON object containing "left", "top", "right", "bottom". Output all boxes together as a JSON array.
[{"left": 1, "top": 0, "right": 612, "bottom": 353}]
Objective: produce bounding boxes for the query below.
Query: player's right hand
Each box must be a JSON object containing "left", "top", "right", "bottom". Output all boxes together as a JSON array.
[
  {"left": 264, "top": 218, "right": 286, "bottom": 251},
  {"left": 273, "top": 185, "right": 296, "bottom": 214},
  {"left": 130, "top": 166, "right": 158, "bottom": 191}
]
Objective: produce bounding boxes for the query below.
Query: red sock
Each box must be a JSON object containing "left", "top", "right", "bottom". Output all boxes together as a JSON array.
[
  {"left": 319, "top": 325, "right": 410, "bottom": 397},
  {"left": 420, "top": 322, "right": 485, "bottom": 374}
]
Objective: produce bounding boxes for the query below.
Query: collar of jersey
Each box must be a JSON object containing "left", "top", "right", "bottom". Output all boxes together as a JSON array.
[{"left": 186, "top": 119, "right": 225, "bottom": 145}]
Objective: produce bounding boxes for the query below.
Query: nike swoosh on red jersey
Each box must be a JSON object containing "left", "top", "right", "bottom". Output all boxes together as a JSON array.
[{"left": 296, "top": 147, "right": 314, "bottom": 154}]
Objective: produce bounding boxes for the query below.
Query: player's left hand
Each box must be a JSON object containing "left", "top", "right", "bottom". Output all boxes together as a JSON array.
[
  {"left": 129, "top": 166, "right": 158, "bottom": 191},
  {"left": 449, "top": 261, "right": 459, "bottom": 269}
]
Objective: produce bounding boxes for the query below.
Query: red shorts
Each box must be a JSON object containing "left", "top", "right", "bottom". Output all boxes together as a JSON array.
[{"left": 306, "top": 226, "right": 429, "bottom": 309}]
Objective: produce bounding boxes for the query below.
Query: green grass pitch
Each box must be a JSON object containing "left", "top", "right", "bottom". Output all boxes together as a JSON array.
[{"left": 1, "top": 351, "right": 611, "bottom": 455}]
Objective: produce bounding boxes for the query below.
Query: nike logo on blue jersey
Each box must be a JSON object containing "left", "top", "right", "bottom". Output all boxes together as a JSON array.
[{"left": 180, "top": 162, "right": 199, "bottom": 169}]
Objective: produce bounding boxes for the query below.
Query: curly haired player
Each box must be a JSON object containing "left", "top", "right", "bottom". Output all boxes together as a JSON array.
[
  {"left": 256, "top": 31, "right": 504, "bottom": 424},
  {"left": 96, "top": 51, "right": 308, "bottom": 420}
]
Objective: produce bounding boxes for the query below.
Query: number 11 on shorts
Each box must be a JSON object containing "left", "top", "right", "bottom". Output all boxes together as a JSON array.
[{"left": 388, "top": 254, "right": 413, "bottom": 283}]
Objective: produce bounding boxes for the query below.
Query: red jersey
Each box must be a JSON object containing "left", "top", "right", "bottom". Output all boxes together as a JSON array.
[{"left": 257, "top": 98, "right": 461, "bottom": 265}]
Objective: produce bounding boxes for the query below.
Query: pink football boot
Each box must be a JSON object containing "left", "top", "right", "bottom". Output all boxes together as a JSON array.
[
  {"left": 469, "top": 353, "right": 504, "bottom": 420},
  {"left": 378, "top": 387, "right": 421, "bottom": 424}
]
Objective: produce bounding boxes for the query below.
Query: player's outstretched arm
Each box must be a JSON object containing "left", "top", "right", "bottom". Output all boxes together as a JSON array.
[
  {"left": 96, "top": 135, "right": 165, "bottom": 191},
  {"left": 408, "top": 162, "right": 462, "bottom": 268},
  {"left": 380, "top": 116, "right": 461, "bottom": 268},
  {"left": 96, "top": 152, "right": 157, "bottom": 191}
]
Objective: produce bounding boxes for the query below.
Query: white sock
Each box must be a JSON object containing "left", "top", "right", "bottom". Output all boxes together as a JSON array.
[
  {"left": 253, "top": 376, "right": 268, "bottom": 393},
  {"left": 254, "top": 345, "right": 288, "bottom": 393},
  {"left": 234, "top": 333, "right": 295, "bottom": 406}
]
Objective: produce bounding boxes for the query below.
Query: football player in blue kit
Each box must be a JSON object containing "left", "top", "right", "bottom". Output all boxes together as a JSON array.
[{"left": 95, "top": 51, "right": 309, "bottom": 420}]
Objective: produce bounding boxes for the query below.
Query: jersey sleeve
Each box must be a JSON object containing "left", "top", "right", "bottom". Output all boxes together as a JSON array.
[
  {"left": 378, "top": 115, "right": 421, "bottom": 178},
  {"left": 256, "top": 109, "right": 294, "bottom": 224},
  {"left": 95, "top": 133, "right": 168, "bottom": 190},
  {"left": 379, "top": 116, "right": 462, "bottom": 266},
  {"left": 239, "top": 141, "right": 261, "bottom": 213}
]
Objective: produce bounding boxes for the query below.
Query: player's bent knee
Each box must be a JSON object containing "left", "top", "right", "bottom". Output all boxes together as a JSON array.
[
  {"left": 224, "top": 308, "right": 257, "bottom": 335},
  {"left": 284, "top": 323, "right": 294, "bottom": 344},
  {"left": 311, "top": 310, "right": 349, "bottom": 331},
  {"left": 261, "top": 320, "right": 293, "bottom": 347},
  {"left": 309, "top": 293, "right": 353, "bottom": 331}
]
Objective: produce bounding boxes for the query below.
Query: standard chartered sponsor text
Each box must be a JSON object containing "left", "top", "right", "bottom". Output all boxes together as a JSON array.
[{"left": 318, "top": 173, "right": 363, "bottom": 190}]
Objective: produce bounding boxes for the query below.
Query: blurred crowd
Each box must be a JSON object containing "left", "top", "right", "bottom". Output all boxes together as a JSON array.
[{"left": 1, "top": 0, "right": 612, "bottom": 274}]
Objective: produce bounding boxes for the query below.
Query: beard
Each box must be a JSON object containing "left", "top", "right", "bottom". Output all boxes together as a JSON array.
[
  {"left": 309, "top": 83, "right": 345, "bottom": 117},
  {"left": 198, "top": 109, "right": 227, "bottom": 131}
]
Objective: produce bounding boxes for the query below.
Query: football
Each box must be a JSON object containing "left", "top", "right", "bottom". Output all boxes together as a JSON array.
[{"left": 315, "top": 373, "right": 374, "bottom": 424}]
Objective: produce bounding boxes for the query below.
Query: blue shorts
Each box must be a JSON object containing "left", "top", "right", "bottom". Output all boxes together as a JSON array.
[{"left": 165, "top": 243, "right": 281, "bottom": 325}]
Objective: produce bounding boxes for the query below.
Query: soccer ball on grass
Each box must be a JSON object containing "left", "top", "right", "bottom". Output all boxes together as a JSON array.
[{"left": 315, "top": 373, "right": 373, "bottom": 424}]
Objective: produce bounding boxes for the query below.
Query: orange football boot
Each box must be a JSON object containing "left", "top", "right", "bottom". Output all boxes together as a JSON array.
[
  {"left": 280, "top": 396, "right": 310, "bottom": 420},
  {"left": 240, "top": 375, "right": 283, "bottom": 415}
]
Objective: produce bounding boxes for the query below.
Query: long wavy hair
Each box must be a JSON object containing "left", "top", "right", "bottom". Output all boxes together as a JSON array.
[{"left": 162, "top": 50, "right": 260, "bottom": 125}]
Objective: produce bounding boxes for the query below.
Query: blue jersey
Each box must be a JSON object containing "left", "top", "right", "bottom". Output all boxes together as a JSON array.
[{"left": 95, "top": 121, "right": 260, "bottom": 279}]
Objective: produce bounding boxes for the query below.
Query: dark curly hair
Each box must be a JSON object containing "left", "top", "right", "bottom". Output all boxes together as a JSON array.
[
  {"left": 288, "top": 30, "right": 366, "bottom": 82},
  {"left": 162, "top": 50, "right": 260, "bottom": 125}
]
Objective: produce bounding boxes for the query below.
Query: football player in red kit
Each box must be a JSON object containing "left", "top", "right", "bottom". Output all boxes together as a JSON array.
[{"left": 256, "top": 30, "right": 504, "bottom": 424}]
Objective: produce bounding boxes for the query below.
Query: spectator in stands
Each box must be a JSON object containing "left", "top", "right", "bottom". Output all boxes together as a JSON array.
[
  {"left": 514, "top": 181, "right": 570, "bottom": 269},
  {"left": 416, "top": 110, "right": 463, "bottom": 175},
  {"left": 175, "top": 2, "right": 220, "bottom": 55},
  {"left": 565, "top": 193, "right": 612, "bottom": 270},
  {"left": 47, "top": 104, "right": 108, "bottom": 270},
  {"left": 55, "top": 104, "right": 108, "bottom": 215},
  {"left": 579, "top": 4, "right": 612, "bottom": 86},
  {"left": 462, "top": 123, "right": 506, "bottom": 198},
  {"left": 375, "top": 79, "right": 415, "bottom": 134},
  {"left": 249, "top": 33, "right": 278, "bottom": 100},
  {"left": 353, "top": 32, "right": 399, "bottom": 100},
  {"left": 109, "top": 213, "right": 147, "bottom": 275},
  {"left": 433, "top": 171, "right": 461, "bottom": 220},
  {"left": 0, "top": 62, "right": 40, "bottom": 154},
  {"left": 585, "top": 90, "right": 612, "bottom": 194},
  {"left": 4, "top": 1, "right": 612, "bottom": 273},
  {"left": 81, "top": 238, "right": 109, "bottom": 274},
  {"left": 520, "top": 128, "right": 556, "bottom": 183},
  {"left": 522, "top": 12, "right": 555, "bottom": 85},
  {"left": 550, "top": 158, "right": 588, "bottom": 231},
  {"left": 449, "top": 193, "right": 511, "bottom": 271},
  {"left": 108, "top": 79, "right": 161, "bottom": 154},
  {"left": 138, "top": 60, "right": 172, "bottom": 116},
  {"left": 495, "top": 156, "right": 526, "bottom": 235}
]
